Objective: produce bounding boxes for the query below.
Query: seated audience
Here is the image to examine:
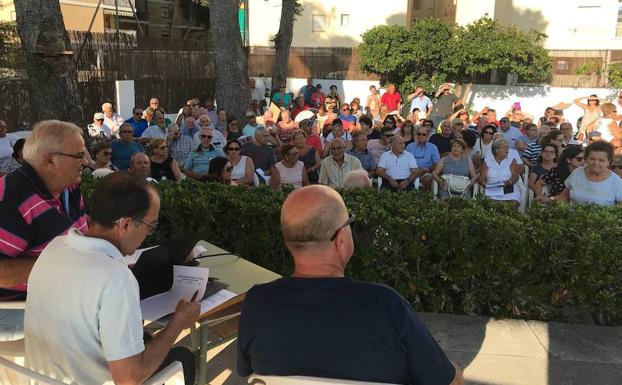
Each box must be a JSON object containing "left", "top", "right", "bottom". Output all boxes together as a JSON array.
[
  {"left": 367, "top": 126, "right": 393, "bottom": 164},
  {"left": 237, "top": 185, "right": 463, "bottom": 385},
  {"left": 25, "top": 172, "right": 198, "bottom": 385},
  {"left": 472, "top": 124, "right": 496, "bottom": 165},
  {"left": 528, "top": 143, "right": 558, "bottom": 198},
  {"left": 560, "top": 122, "right": 581, "bottom": 148},
  {"left": 432, "top": 139, "right": 477, "bottom": 198},
  {"left": 87, "top": 112, "right": 111, "bottom": 139},
  {"left": 124, "top": 107, "right": 148, "bottom": 137},
  {"left": 241, "top": 127, "right": 277, "bottom": 182},
  {"left": 203, "top": 156, "right": 235, "bottom": 185},
  {"left": 102, "top": 102, "right": 125, "bottom": 136},
  {"left": 111, "top": 123, "right": 144, "bottom": 170},
  {"left": 292, "top": 129, "right": 321, "bottom": 184},
  {"left": 141, "top": 110, "right": 169, "bottom": 140},
  {"left": 129, "top": 152, "right": 156, "bottom": 182},
  {"left": 323, "top": 119, "right": 353, "bottom": 157},
  {"left": 521, "top": 125, "right": 553, "bottom": 167},
  {"left": 343, "top": 169, "right": 373, "bottom": 189},
  {"left": 405, "top": 124, "right": 440, "bottom": 190},
  {"left": 611, "top": 154, "right": 622, "bottom": 178},
  {"left": 376, "top": 135, "right": 422, "bottom": 192},
  {"left": 184, "top": 127, "right": 225, "bottom": 181},
  {"left": 300, "top": 118, "right": 323, "bottom": 154},
  {"left": 2, "top": 138, "right": 25, "bottom": 175},
  {"left": 276, "top": 109, "right": 296, "bottom": 143},
  {"left": 0, "top": 120, "right": 89, "bottom": 340},
  {"left": 270, "top": 144, "right": 310, "bottom": 190},
  {"left": 149, "top": 138, "right": 182, "bottom": 182},
  {"left": 479, "top": 139, "right": 522, "bottom": 207},
  {"left": 429, "top": 119, "right": 454, "bottom": 155},
  {"left": 347, "top": 130, "right": 376, "bottom": 178},
  {"left": 319, "top": 138, "right": 362, "bottom": 188},
  {"left": 225, "top": 116, "right": 242, "bottom": 141},
  {"left": 539, "top": 146, "right": 584, "bottom": 199},
  {"left": 225, "top": 139, "right": 255, "bottom": 186},
  {"left": 84, "top": 141, "right": 116, "bottom": 174},
  {"left": 553, "top": 141, "right": 622, "bottom": 206},
  {"left": 168, "top": 124, "right": 194, "bottom": 167}
]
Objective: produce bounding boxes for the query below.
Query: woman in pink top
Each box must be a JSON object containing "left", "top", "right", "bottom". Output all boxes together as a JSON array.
[{"left": 269, "top": 144, "right": 310, "bottom": 190}]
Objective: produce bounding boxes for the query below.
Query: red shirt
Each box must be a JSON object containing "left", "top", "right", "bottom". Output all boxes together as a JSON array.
[
  {"left": 306, "top": 134, "right": 323, "bottom": 153},
  {"left": 292, "top": 105, "right": 310, "bottom": 119},
  {"left": 381, "top": 92, "right": 401, "bottom": 111}
]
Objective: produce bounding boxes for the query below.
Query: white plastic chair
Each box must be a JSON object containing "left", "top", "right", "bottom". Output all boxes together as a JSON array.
[
  {"left": 0, "top": 301, "right": 26, "bottom": 359},
  {"left": 249, "top": 374, "right": 398, "bottom": 385},
  {"left": 0, "top": 356, "right": 184, "bottom": 385}
]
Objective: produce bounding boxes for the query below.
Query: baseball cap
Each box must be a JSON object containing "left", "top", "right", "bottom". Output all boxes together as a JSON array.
[
  {"left": 94, "top": 112, "right": 105, "bottom": 120},
  {"left": 246, "top": 111, "right": 256, "bottom": 118}
]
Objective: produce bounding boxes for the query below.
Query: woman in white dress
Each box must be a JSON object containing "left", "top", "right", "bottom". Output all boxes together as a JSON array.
[
  {"left": 225, "top": 139, "right": 255, "bottom": 187},
  {"left": 594, "top": 103, "right": 621, "bottom": 143},
  {"left": 479, "top": 138, "right": 522, "bottom": 207}
]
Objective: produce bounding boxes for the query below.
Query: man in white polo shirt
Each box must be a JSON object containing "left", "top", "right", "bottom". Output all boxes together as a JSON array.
[
  {"left": 25, "top": 172, "right": 199, "bottom": 385},
  {"left": 376, "top": 135, "right": 422, "bottom": 192}
]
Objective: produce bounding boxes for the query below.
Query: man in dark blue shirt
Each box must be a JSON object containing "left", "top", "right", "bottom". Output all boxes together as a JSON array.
[
  {"left": 124, "top": 107, "right": 149, "bottom": 138},
  {"left": 237, "top": 185, "right": 463, "bottom": 385}
]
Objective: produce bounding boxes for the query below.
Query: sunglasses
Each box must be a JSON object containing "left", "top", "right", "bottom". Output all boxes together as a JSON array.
[
  {"left": 96, "top": 119, "right": 104, "bottom": 121},
  {"left": 384, "top": 134, "right": 395, "bottom": 137},
  {"left": 200, "top": 135, "right": 213, "bottom": 139},
  {"left": 330, "top": 214, "right": 356, "bottom": 241},
  {"left": 342, "top": 108, "right": 350, "bottom": 111},
  {"left": 227, "top": 147, "right": 241, "bottom": 151},
  {"left": 416, "top": 133, "right": 427, "bottom": 136}
]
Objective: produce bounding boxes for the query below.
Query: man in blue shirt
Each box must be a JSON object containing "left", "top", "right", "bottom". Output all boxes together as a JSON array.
[
  {"left": 237, "top": 185, "right": 463, "bottom": 385},
  {"left": 407, "top": 85, "right": 433, "bottom": 118},
  {"left": 347, "top": 130, "right": 376, "bottom": 177},
  {"left": 406, "top": 125, "right": 440, "bottom": 190},
  {"left": 124, "top": 107, "right": 148, "bottom": 138},
  {"left": 183, "top": 127, "right": 224, "bottom": 180},
  {"left": 111, "top": 124, "right": 144, "bottom": 170}
]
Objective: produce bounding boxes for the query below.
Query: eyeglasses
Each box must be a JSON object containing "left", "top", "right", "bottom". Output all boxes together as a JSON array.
[
  {"left": 103, "top": 151, "right": 112, "bottom": 156},
  {"left": 227, "top": 147, "right": 241, "bottom": 151},
  {"left": 51, "top": 152, "right": 85, "bottom": 160},
  {"left": 200, "top": 134, "right": 213, "bottom": 139},
  {"left": 133, "top": 218, "right": 158, "bottom": 235},
  {"left": 416, "top": 133, "right": 428, "bottom": 137},
  {"left": 96, "top": 119, "right": 104, "bottom": 121},
  {"left": 384, "top": 134, "right": 395, "bottom": 138},
  {"left": 330, "top": 214, "right": 356, "bottom": 241}
]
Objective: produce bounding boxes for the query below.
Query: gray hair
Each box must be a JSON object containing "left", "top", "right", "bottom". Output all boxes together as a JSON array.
[
  {"left": 491, "top": 138, "right": 509, "bottom": 153},
  {"left": 23, "top": 120, "right": 82, "bottom": 164},
  {"left": 129, "top": 152, "right": 149, "bottom": 167},
  {"left": 101, "top": 102, "right": 113, "bottom": 111},
  {"left": 255, "top": 126, "right": 268, "bottom": 137},
  {"left": 343, "top": 169, "right": 372, "bottom": 189}
]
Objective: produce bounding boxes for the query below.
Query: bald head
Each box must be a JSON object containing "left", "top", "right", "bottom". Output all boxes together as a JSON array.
[{"left": 281, "top": 185, "right": 348, "bottom": 250}]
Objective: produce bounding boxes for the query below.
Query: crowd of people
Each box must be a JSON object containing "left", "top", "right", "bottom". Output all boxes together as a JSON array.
[{"left": 3, "top": 81, "right": 622, "bottom": 207}]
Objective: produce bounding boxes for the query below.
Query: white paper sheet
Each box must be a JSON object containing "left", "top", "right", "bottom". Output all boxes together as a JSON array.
[
  {"left": 125, "top": 245, "right": 158, "bottom": 266},
  {"left": 192, "top": 245, "right": 208, "bottom": 259},
  {"left": 200, "top": 289, "right": 237, "bottom": 315},
  {"left": 140, "top": 266, "right": 210, "bottom": 322}
]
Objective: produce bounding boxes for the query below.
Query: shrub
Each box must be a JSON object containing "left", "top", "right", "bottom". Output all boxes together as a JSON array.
[{"left": 80, "top": 176, "right": 622, "bottom": 323}]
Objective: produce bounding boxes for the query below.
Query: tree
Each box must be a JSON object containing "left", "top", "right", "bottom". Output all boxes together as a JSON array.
[
  {"left": 270, "top": 0, "right": 302, "bottom": 91},
  {"left": 209, "top": 0, "right": 249, "bottom": 121},
  {"left": 358, "top": 16, "right": 551, "bottom": 94},
  {"left": 14, "top": 0, "right": 83, "bottom": 125}
]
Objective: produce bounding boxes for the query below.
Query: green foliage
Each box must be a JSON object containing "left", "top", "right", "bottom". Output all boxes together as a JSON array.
[
  {"left": 608, "top": 64, "right": 622, "bottom": 88},
  {"left": 81, "top": 176, "right": 622, "bottom": 323},
  {"left": 575, "top": 61, "right": 601, "bottom": 76},
  {"left": 358, "top": 16, "right": 551, "bottom": 93}
]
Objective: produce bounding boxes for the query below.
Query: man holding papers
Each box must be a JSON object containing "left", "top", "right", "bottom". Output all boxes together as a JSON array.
[{"left": 25, "top": 172, "right": 199, "bottom": 385}]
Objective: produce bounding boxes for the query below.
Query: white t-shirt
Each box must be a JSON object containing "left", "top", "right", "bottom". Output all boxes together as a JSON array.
[
  {"left": 565, "top": 166, "right": 622, "bottom": 206},
  {"left": 378, "top": 150, "right": 418, "bottom": 180},
  {"left": 25, "top": 230, "right": 145, "bottom": 385}
]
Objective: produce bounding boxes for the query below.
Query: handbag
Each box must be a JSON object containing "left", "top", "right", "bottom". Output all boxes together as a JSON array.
[{"left": 441, "top": 174, "right": 470, "bottom": 196}]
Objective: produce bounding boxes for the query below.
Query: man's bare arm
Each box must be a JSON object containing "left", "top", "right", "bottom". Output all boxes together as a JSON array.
[{"left": 0, "top": 258, "right": 36, "bottom": 287}]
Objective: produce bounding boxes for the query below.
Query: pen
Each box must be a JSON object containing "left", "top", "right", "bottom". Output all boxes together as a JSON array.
[{"left": 190, "top": 290, "right": 199, "bottom": 302}]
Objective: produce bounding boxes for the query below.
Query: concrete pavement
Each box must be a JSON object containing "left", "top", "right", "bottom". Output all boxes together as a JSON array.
[{"left": 200, "top": 312, "right": 622, "bottom": 385}]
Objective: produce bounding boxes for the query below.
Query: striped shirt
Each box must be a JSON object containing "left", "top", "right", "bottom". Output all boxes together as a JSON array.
[
  {"left": 522, "top": 141, "right": 541, "bottom": 165},
  {"left": 0, "top": 163, "right": 87, "bottom": 296}
]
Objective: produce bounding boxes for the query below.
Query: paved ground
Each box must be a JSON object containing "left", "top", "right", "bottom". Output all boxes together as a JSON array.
[{"left": 200, "top": 312, "right": 622, "bottom": 385}]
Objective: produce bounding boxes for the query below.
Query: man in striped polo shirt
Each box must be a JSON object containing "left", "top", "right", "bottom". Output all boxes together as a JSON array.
[{"left": 0, "top": 120, "right": 88, "bottom": 340}]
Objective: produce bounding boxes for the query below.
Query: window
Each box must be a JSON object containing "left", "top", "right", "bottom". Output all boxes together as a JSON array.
[
  {"left": 312, "top": 15, "right": 326, "bottom": 32},
  {"left": 556, "top": 60, "right": 569, "bottom": 73},
  {"left": 340, "top": 14, "right": 349, "bottom": 27}
]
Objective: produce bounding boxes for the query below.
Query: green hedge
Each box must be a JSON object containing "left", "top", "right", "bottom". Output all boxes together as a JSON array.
[{"left": 80, "top": 176, "right": 622, "bottom": 323}]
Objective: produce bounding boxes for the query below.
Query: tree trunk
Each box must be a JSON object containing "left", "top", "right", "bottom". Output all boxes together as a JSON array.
[
  {"left": 209, "top": 0, "right": 249, "bottom": 121},
  {"left": 271, "top": 0, "right": 296, "bottom": 92},
  {"left": 14, "top": 0, "right": 83, "bottom": 126}
]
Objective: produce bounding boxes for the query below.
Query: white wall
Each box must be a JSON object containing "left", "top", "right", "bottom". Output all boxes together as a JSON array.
[{"left": 248, "top": 0, "right": 409, "bottom": 48}]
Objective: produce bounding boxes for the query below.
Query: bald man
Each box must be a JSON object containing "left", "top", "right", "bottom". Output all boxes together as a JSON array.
[{"left": 237, "top": 185, "right": 463, "bottom": 385}]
